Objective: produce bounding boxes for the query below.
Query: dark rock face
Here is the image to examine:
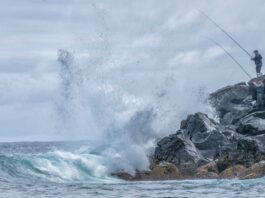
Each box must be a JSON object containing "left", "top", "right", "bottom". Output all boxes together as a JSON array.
[
  {"left": 237, "top": 111, "right": 265, "bottom": 136},
  {"left": 153, "top": 80, "right": 265, "bottom": 178},
  {"left": 209, "top": 82, "right": 253, "bottom": 124},
  {"left": 154, "top": 132, "right": 205, "bottom": 176}
]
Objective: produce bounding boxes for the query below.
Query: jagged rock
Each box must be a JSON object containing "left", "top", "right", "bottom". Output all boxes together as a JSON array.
[
  {"left": 149, "top": 80, "right": 265, "bottom": 181},
  {"left": 154, "top": 111, "right": 264, "bottom": 175},
  {"left": 180, "top": 113, "right": 225, "bottom": 160},
  {"left": 216, "top": 134, "right": 265, "bottom": 171},
  {"left": 155, "top": 113, "right": 232, "bottom": 171},
  {"left": 180, "top": 113, "right": 218, "bottom": 136},
  {"left": 154, "top": 113, "right": 222, "bottom": 174},
  {"left": 154, "top": 132, "right": 206, "bottom": 176},
  {"left": 193, "top": 130, "right": 229, "bottom": 160},
  {"left": 112, "top": 78, "right": 265, "bottom": 181},
  {"left": 220, "top": 105, "right": 253, "bottom": 125},
  {"left": 237, "top": 111, "right": 265, "bottom": 136},
  {"left": 220, "top": 165, "right": 247, "bottom": 178},
  {"left": 209, "top": 82, "right": 251, "bottom": 118}
]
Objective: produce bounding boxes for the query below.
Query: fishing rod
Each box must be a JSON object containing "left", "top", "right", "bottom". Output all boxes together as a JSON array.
[
  {"left": 209, "top": 38, "right": 252, "bottom": 79},
  {"left": 197, "top": 9, "right": 253, "bottom": 58}
]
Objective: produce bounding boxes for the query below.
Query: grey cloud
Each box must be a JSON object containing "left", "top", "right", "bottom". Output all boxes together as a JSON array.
[{"left": 0, "top": 0, "right": 265, "bottom": 141}]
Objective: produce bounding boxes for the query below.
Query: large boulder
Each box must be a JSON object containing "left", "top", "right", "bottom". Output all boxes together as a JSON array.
[
  {"left": 216, "top": 135, "right": 265, "bottom": 171},
  {"left": 155, "top": 113, "right": 224, "bottom": 175},
  {"left": 220, "top": 103, "right": 253, "bottom": 125},
  {"left": 209, "top": 82, "right": 253, "bottom": 124},
  {"left": 154, "top": 132, "right": 206, "bottom": 176},
  {"left": 180, "top": 113, "right": 218, "bottom": 137},
  {"left": 237, "top": 111, "right": 265, "bottom": 136},
  {"left": 220, "top": 165, "right": 247, "bottom": 178},
  {"left": 209, "top": 82, "right": 251, "bottom": 116},
  {"left": 178, "top": 113, "right": 233, "bottom": 161}
]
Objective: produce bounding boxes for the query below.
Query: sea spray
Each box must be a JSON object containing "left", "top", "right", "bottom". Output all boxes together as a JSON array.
[{"left": 54, "top": 49, "right": 216, "bottom": 175}]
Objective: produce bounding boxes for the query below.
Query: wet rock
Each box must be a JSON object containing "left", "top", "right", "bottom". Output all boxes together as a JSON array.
[
  {"left": 237, "top": 111, "right": 265, "bottom": 136},
  {"left": 150, "top": 79, "right": 265, "bottom": 181},
  {"left": 193, "top": 130, "right": 229, "bottom": 160},
  {"left": 112, "top": 163, "right": 181, "bottom": 181},
  {"left": 150, "top": 163, "right": 181, "bottom": 180},
  {"left": 180, "top": 113, "right": 218, "bottom": 137},
  {"left": 241, "top": 173, "right": 257, "bottom": 180},
  {"left": 209, "top": 82, "right": 251, "bottom": 118},
  {"left": 154, "top": 113, "right": 223, "bottom": 174},
  {"left": 195, "top": 161, "right": 219, "bottom": 179},
  {"left": 112, "top": 172, "right": 136, "bottom": 181},
  {"left": 216, "top": 135, "right": 265, "bottom": 171},
  {"left": 180, "top": 113, "right": 225, "bottom": 160},
  {"left": 196, "top": 168, "right": 220, "bottom": 179},
  {"left": 220, "top": 165, "right": 247, "bottom": 178},
  {"left": 154, "top": 132, "right": 206, "bottom": 176},
  {"left": 220, "top": 105, "right": 253, "bottom": 125},
  {"left": 244, "top": 160, "right": 265, "bottom": 178},
  {"left": 198, "top": 161, "right": 219, "bottom": 173}
]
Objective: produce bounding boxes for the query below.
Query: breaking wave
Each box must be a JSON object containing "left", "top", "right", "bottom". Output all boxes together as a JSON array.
[{"left": 0, "top": 150, "right": 114, "bottom": 183}]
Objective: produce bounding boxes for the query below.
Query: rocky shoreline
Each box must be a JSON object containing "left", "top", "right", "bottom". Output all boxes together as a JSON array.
[{"left": 114, "top": 77, "right": 265, "bottom": 181}]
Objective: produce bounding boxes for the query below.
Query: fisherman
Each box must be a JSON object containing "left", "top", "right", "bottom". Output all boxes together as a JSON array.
[
  {"left": 251, "top": 50, "right": 263, "bottom": 77},
  {"left": 252, "top": 79, "right": 265, "bottom": 108}
]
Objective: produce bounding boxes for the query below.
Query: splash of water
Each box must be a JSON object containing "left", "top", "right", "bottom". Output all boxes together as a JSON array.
[{"left": 54, "top": 49, "right": 214, "bottom": 175}]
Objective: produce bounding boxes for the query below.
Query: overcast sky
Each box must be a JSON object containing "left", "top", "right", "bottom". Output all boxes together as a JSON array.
[{"left": 0, "top": 0, "right": 265, "bottom": 142}]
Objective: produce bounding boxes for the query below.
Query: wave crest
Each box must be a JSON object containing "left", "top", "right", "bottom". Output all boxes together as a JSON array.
[{"left": 0, "top": 150, "right": 113, "bottom": 183}]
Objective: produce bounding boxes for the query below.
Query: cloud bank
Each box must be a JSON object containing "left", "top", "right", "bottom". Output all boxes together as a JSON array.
[{"left": 0, "top": 0, "right": 265, "bottom": 142}]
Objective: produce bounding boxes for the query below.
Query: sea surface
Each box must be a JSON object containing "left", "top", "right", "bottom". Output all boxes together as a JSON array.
[{"left": 0, "top": 141, "right": 265, "bottom": 198}]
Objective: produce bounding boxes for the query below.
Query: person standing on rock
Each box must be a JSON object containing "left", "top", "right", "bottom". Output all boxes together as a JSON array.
[{"left": 251, "top": 50, "right": 263, "bottom": 77}]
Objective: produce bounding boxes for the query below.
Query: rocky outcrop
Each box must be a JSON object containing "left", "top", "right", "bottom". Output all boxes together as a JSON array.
[
  {"left": 154, "top": 131, "right": 206, "bottom": 176},
  {"left": 209, "top": 82, "right": 252, "bottom": 124},
  {"left": 115, "top": 77, "right": 265, "bottom": 181},
  {"left": 151, "top": 77, "right": 265, "bottom": 180}
]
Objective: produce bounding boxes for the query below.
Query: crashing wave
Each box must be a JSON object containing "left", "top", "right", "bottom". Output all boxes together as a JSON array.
[{"left": 0, "top": 150, "right": 115, "bottom": 183}]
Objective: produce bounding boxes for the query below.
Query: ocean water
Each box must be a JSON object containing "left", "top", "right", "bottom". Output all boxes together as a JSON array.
[{"left": 0, "top": 142, "right": 265, "bottom": 198}]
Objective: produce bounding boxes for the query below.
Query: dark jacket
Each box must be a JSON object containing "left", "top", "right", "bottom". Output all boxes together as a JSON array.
[{"left": 252, "top": 53, "right": 262, "bottom": 65}]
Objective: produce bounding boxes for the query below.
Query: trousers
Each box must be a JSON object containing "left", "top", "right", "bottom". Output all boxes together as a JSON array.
[{"left": 256, "top": 64, "right": 262, "bottom": 73}]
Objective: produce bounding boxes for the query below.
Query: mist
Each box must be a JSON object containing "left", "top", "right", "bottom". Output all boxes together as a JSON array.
[{"left": 0, "top": 0, "right": 265, "bottom": 171}]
